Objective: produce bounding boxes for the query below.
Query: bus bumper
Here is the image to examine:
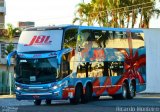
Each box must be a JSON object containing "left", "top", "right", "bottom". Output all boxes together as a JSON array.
[{"left": 15, "top": 91, "right": 66, "bottom": 100}]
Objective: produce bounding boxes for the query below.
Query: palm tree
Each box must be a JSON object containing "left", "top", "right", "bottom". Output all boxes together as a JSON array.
[
  {"left": 73, "top": 3, "right": 95, "bottom": 25},
  {"left": 139, "top": 0, "right": 155, "bottom": 28},
  {"left": 91, "top": 0, "right": 109, "bottom": 27},
  {"left": 73, "top": 0, "right": 158, "bottom": 28}
]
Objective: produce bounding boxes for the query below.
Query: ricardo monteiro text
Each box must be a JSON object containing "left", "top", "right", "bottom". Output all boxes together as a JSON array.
[
  {"left": 116, "top": 106, "right": 136, "bottom": 112},
  {"left": 116, "top": 106, "right": 160, "bottom": 112}
]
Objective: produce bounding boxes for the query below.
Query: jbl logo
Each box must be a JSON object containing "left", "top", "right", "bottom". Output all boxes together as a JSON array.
[{"left": 25, "top": 35, "right": 52, "bottom": 46}]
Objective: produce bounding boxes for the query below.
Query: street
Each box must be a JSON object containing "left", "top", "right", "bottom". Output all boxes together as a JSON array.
[{"left": 0, "top": 94, "right": 160, "bottom": 112}]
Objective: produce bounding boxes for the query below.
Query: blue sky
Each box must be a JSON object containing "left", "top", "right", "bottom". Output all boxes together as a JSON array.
[{"left": 5, "top": 0, "right": 160, "bottom": 28}]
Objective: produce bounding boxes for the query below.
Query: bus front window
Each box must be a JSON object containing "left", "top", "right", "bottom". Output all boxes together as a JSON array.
[{"left": 16, "top": 57, "right": 59, "bottom": 84}]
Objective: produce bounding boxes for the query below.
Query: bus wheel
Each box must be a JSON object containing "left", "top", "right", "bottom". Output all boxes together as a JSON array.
[
  {"left": 92, "top": 96, "right": 100, "bottom": 101},
  {"left": 112, "top": 95, "right": 120, "bottom": 100},
  {"left": 45, "top": 99, "right": 51, "bottom": 105},
  {"left": 81, "top": 84, "right": 92, "bottom": 103},
  {"left": 128, "top": 82, "right": 136, "bottom": 99},
  {"left": 120, "top": 83, "right": 128, "bottom": 99},
  {"left": 34, "top": 99, "right": 41, "bottom": 105},
  {"left": 70, "top": 84, "right": 82, "bottom": 105}
]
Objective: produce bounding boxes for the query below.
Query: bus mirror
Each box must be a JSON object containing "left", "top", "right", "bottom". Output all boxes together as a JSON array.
[
  {"left": 57, "top": 48, "right": 72, "bottom": 64},
  {"left": 6, "top": 50, "right": 17, "bottom": 66}
]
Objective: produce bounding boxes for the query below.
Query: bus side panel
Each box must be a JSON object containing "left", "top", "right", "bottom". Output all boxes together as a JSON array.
[{"left": 68, "top": 29, "right": 146, "bottom": 98}]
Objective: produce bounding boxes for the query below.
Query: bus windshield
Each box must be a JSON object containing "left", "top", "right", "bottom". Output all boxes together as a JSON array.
[
  {"left": 17, "top": 29, "right": 63, "bottom": 52},
  {"left": 16, "top": 57, "right": 59, "bottom": 84}
]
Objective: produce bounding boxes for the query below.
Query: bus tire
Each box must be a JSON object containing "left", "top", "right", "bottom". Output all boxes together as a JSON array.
[
  {"left": 120, "top": 83, "right": 128, "bottom": 99},
  {"left": 81, "top": 84, "right": 92, "bottom": 103},
  {"left": 70, "top": 84, "right": 82, "bottom": 105},
  {"left": 112, "top": 94, "right": 121, "bottom": 100},
  {"left": 128, "top": 81, "right": 136, "bottom": 99},
  {"left": 34, "top": 99, "right": 41, "bottom": 105},
  {"left": 45, "top": 99, "right": 51, "bottom": 105},
  {"left": 92, "top": 96, "right": 100, "bottom": 101}
]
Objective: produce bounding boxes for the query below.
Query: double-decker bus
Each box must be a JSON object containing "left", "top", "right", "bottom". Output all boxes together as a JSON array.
[{"left": 7, "top": 25, "right": 146, "bottom": 105}]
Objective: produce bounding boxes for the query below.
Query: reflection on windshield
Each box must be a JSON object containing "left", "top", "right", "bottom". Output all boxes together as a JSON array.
[{"left": 16, "top": 57, "right": 59, "bottom": 84}]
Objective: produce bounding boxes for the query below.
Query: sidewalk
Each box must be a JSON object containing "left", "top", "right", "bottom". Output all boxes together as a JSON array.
[
  {"left": 0, "top": 94, "right": 15, "bottom": 98},
  {"left": 137, "top": 93, "right": 160, "bottom": 98}
]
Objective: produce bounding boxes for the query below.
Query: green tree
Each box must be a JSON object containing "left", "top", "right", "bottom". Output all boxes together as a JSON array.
[
  {"left": 135, "top": 0, "right": 154, "bottom": 28},
  {"left": 139, "top": 1, "right": 160, "bottom": 28},
  {"left": 91, "top": 0, "right": 109, "bottom": 27},
  {"left": 73, "top": 0, "right": 158, "bottom": 28},
  {"left": 73, "top": 3, "right": 95, "bottom": 25},
  {"left": 13, "top": 27, "right": 22, "bottom": 37},
  {"left": 6, "top": 24, "right": 14, "bottom": 41},
  {"left": 6, "top": 24, "right": 22, "bottom": 41}
]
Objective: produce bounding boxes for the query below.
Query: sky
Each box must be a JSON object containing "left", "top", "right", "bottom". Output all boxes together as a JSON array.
[
  {"left": 5, "top": 0, "right": 91, "bottom": 27},
  {"left": 5, "top": 0, "right": 160, "bottom": 28}
]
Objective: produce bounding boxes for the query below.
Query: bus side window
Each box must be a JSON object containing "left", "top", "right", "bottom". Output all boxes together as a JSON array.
[
  {"left": 80, "top": 30, "right": 94, "bottom": 48},
  {"left": 61, "top": 54, "right": 70, "bottom": 78},
  {"left": 94, "top": 30, "right": 109, "bottom": 48},
  {"left": 88, "top": 62, "right": 103, "bottom": 78},
  {"left": 109, "top": 62, "right": 124, "bottom": 76},
  {"left": 63, "top": 28, "right": 78, "bottom": 49},
  {"left": 103, "top": 61, "right": 109, "bottom": 76},
  {"left": 77, "top": 63, "right": 88, "bottom": 78}
]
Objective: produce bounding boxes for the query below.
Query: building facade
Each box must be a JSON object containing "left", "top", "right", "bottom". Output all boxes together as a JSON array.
[
  {"left": 18, "top": 21, "right": 35, "bottom": 29},
  {"left": 0, "top": 0, "right": 5, "bottom": 29},
  {"left": 0, "top": 37, "right": 18, "bottom": 72}
]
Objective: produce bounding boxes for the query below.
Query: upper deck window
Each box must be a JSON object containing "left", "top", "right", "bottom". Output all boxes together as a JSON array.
[
  {"left": 79, "top": 29, "right": 144, "bottom": 49},
  {"left": 63, "top": 28, "right": 78, "bottom": 48}
]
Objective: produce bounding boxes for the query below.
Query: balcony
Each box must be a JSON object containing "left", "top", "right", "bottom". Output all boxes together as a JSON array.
[
  {"left": 0, "top": 1, "right": 5, "bottom": 13},
  {"left": 0, "top": 23, "right": 4, "bottom": 29},
  {"left": 0, "top": 7, "right": 5, "bottom": 13}
]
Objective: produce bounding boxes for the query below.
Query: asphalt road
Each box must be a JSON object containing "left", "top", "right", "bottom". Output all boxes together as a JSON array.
[{"left": 0, "top": 94, "right": 160, "bottom": 112}]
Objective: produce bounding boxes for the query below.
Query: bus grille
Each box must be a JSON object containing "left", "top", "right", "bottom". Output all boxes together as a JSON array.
[{"left": 22, "top": 88, "right": 50, "bottom": 93}]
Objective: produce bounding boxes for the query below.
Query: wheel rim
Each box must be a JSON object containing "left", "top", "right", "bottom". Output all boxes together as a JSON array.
[
  {"left": 122, "top": 85, "right": 127, "bottom": 98},
  {"left": 130, "top": 84, "right": 135, "bottom": 97}
]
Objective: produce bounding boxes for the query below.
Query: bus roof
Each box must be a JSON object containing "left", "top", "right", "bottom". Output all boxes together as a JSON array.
[
  {"left": 79, "top": 26, "right": 143, "bottom": 33},
  {"left": 25, "top": 25, "right": 143, "bottom": 33}
]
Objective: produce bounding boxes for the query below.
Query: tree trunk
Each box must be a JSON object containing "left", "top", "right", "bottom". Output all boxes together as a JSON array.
[{"left": 127, "top": 14, "right": 130, "bottom": 28}]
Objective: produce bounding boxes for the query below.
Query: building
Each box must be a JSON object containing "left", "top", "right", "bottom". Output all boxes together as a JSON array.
[
  {"left": 0, "top": 0, "right": 5, "bottom": 29},
  {"left": 0, "top": 41, "right": 18, "bottom": 59},
  {"left": 0, "top": 38, "right": 18, "bottom": 72},
  {"left": 18, "top": 21, "right": 35, "bottom": 29}
]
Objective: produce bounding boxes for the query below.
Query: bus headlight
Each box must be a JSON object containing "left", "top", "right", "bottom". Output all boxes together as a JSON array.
[
  {"left": 16, "top": 86, "right": 21, "bottom": 91},
  {"left": 53, "top": 85, "right": 58, "bottom": 90},
  {"left": 52, "top": 81, "right": 68, "bottom": 90}
]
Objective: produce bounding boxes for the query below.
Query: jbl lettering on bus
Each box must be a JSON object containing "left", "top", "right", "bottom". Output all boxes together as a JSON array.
[{"left": 25, "top": 35, "right": 52, "bottom": 46}]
